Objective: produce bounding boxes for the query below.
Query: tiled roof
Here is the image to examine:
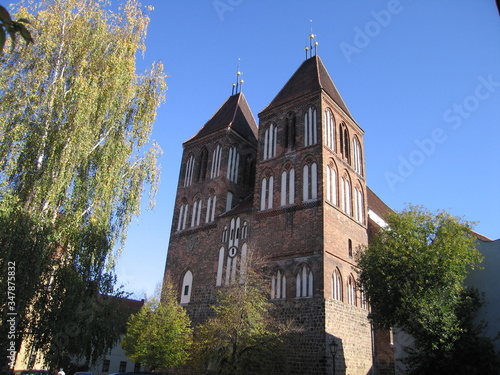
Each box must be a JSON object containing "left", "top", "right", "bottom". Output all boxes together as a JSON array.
[
  {"left": 186, "top": 92, "right": 258, "bottom": 144},
  {"left": 366, "top": 187, "right": 393, "bottom": 221},
  {"left": 261, "top": 55, "right": 354, "bottom": 121}
]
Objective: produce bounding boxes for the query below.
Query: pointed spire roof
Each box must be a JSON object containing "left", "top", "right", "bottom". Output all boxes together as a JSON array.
[
  {"left": 186, "top": 92, "right": 258, "bottom": 144},
  {"left": 261, "top": 55, "right": 354, "bottom": 121}
]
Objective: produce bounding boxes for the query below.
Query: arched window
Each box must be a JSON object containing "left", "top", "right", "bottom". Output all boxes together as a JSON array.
[
  {"left": 341, "top": 175, "right": 352, "bottom": 216},
  {"left": 280, "top": 168, "right": 295, "bottom": 206},
  {"left": 227, "top": 146, "right": 240, "bottom": 183},
  {"left": 210, "top": 145, "right": 222, "bottom": 178},
  {"left": 352, "top": 136, "right": 363, "bottom": 175},
  {"left": 263, "top": 124, "right": 277, "bottom": 160},
  {"left": 206, "top": 192, "right": 217, "bottom": 223},
  {"left": 303, "top": 162, "right": 318, "bottom": 201},
  {"left": 184, "top": 155, "right": 195, "bottom": 187},
  {"left": 347, "top": 274, "right": 357, "bottom": 306},
  {"left": 241, "top": 221, "right": 248, "bottom": 240},
  {"left": 226, "top": 191, "right": 233, "bottom": 212},
  {"left": 176, "top": 201, "right": 188, "bottom": 231},
  {"left": 339, "top": 123, "right": 350, "bottom": 163},
  {"left": 260, "top": 175, "right": 274, "bottom": 210},
  {"left": 296, "top": 265, "right": 313, "bottom": 298},
  {"left": 326, "top": 163, "right": 338, "bottom": 205},
  {"left": 284, "top": 112, "right": 296, "bottom": 148},
  {"left": 361, "top": 291, "right": 368, "bottom": 310},
  {"left": 271, "top": 269, "right": 287, "bottom": 300},
  {"left": 354, "top": 185, "right": 365, "bottom": 224},
  {"left": 222, "top": 225, "right": 228, "bottom": 243},
  {"left": 229, "top": 217, "right": 241, "bottom": 248},
  {"left": 324, "top": 109, "right": 335, "bottom": 151},
  {"left": 216, "top": 247, "right": 225, "bottom": 286},
  {"left": 197, "top": 147, "right": 208, "bottom": 181},
  {"left": 191, "top": 196, "right": 202, "bottom": 228},
  {"left": 332, "top": 268, "right": 343, "bottom": 301},
  {"left": 304, "top": 107, "right": 318, "bottom": 147},
  {"left": 180, "top": 270, "right": 193, "bottom": 304}
]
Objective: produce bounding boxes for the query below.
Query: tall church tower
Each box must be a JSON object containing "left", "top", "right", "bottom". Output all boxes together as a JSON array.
[
  {"left": 251, "top": 51, "right": 372, "bottom": 374},
  {"left": 163, "top": 47, "right": 393, "bottom": 374}
]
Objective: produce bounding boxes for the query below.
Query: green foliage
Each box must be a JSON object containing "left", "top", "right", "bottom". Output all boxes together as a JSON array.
[
  {"left": 193, "top": 255, "right": 297, "bottom": 374},
  {"left": 357, "top": 206, "right": 499, "bottom": 374},
  {"left": 122, "top": 283, "right": 193, "bottom": 370},
  {"left": 0, "top": 0, "right": 165, "bottom": 369}
]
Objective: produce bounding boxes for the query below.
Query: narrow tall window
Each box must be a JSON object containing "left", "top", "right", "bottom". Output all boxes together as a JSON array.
[
  {"left": 222, "top": 225, "right": 228, "bottom": 243},
  {"left": 280, "top": 168, "right": 295, "bottom": 206},
  {"left": 211, "top": 145, "right": 222, "bottom": 178},
  {"left": 284, "top": 112, "right": 296, "bottom": 148},
  {"left": 197, "top": 148, "right": 208, "bottom": 181},
  {"left": 347, "top": 275, "right": 357, "bottom": 306},
  {"left": 263, "top": 124, "right": 277, "bottom": 160},
  {"left": 180, "top": 270, "right": 193, "bottom": 304},
  {"left": 271, "top": 269, "right": 287, "bottom": 299},
  {"left": 302, "top": 163, "right": 318, "bottom": 201},
  {"left": 229, "top": 217, "right": 241, "bottom": 248},
  {"left": 340, "top": 123, "right": 350, "bottom": 163},
  {"left": 304, "top": 107, "right": 318, "bottom": 147},
  {"left": 352, "top": 136, "right": 363, "bottom": 175},
  {"left": 348, "top": 239, "right": 353, "bottom": 258},
  {"left": 241, "top": 221, "right": 248, "bottom": 239},
  {"left": 332, "top": 268, "right": 343, "bottom": 301},
  {"left": 326, "top": 164, "right": 338, "bottom": 205},
  {"left": 296, "top": 265, "right": 313, "bottom": 298},
  {"left": 341, "top": 176, "right": 352, "bottom": 215},
  {"left": 324, "top": 109, "right": 335, "bottom": 151},
  {"left": 260, "top": 176, "right": 274, "bottom": 210},
  {"left": 206, "top": 193, "right": 217, "bottom": 223},
  {"left": 177, "top": 203, "right": 188, "bottom": 231},
  {"left": 354, "top": 186, "right": 364, "bottom": 224},
  {"left": 191, "top": 197, "right": 202, "bottom": 227},
  {"left": 216, "top": 247, "right": 225, "bottom": 286},
  {"left": 226, "top": 192, "right": 233, "bottom": 212},
  {"left": 184, "top": 155, "right": 195, "bottom": 187},
  {"left": 227, "top": 146, "right": 240, "bottom": 183}
]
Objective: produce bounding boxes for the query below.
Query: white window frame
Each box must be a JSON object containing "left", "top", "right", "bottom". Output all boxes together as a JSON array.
[
  {"left": 324, "top": 109, "right": 335, "bottom": 151},
  {"left": 304, "top": 107, "right": 317, "bottom": 147}
]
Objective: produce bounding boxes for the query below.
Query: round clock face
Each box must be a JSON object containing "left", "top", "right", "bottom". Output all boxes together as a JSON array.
[{"left": 229, "top": 246, "right": 238, "bottom": 258}]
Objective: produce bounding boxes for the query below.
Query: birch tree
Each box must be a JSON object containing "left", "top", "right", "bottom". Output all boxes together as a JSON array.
[{"left": 0, "top": 0, "right": 166, "bottom": 370}]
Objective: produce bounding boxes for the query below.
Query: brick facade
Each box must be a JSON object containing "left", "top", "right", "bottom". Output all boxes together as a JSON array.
[{"left": 163, "top": 55, "right": 394, "bottom": 374}]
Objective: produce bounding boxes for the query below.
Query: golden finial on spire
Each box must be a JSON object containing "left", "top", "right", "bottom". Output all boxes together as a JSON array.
[
  {"left": 231, "top": 58, "right": 243, "bottom": 95},
  {"left": 305, "top": 19, "right": 318, "bottom": 59}
]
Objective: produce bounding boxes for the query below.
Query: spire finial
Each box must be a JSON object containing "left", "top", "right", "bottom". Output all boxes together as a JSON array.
[
  {"left": 305, "top": 19, "right": 318, "bottom": 59},
  {"left": 231, "top": 58, "right": 244, "bottom": 95}
]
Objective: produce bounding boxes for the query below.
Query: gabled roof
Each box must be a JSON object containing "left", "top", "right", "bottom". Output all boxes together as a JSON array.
[
  {"left": 261, "top": 55, "right": 354, "bottom": 121},
  {"left": 186, "top": 92, "right": 258, "bottom": 144}
]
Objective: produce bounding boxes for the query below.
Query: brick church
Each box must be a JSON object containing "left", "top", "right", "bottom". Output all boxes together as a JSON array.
[{"left": 163, "top": 46, "right": 394, "bottom": 374}]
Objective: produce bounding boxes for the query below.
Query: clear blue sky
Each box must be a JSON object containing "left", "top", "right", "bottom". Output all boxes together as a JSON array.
[{"left": 115, "top": 0, "right": 500, "bottom": 298}]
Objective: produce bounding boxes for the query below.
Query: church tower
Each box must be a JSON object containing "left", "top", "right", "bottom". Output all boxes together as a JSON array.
[
  {"left": 164, "top": 90, "right": 258, "bottom": 311},
  {"left": 163, "top": 44, "right": 393, "bottom": 374},
  {"left": 251, "top": 47, "right": 373, "bottom": 373}
]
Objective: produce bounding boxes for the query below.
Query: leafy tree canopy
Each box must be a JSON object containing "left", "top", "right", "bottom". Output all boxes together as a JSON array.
[
  {"left": 357, "top": 206, "right": 499, "bottom": 374},
  {"left": 122, "top": 283, "right": 193, "bottom": 370},
  {"left": 0, "top": 0, "right": 165, "bottom": 370},
  {"left": 193, "top": 255, "right": 299, "bottom": 375}
]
